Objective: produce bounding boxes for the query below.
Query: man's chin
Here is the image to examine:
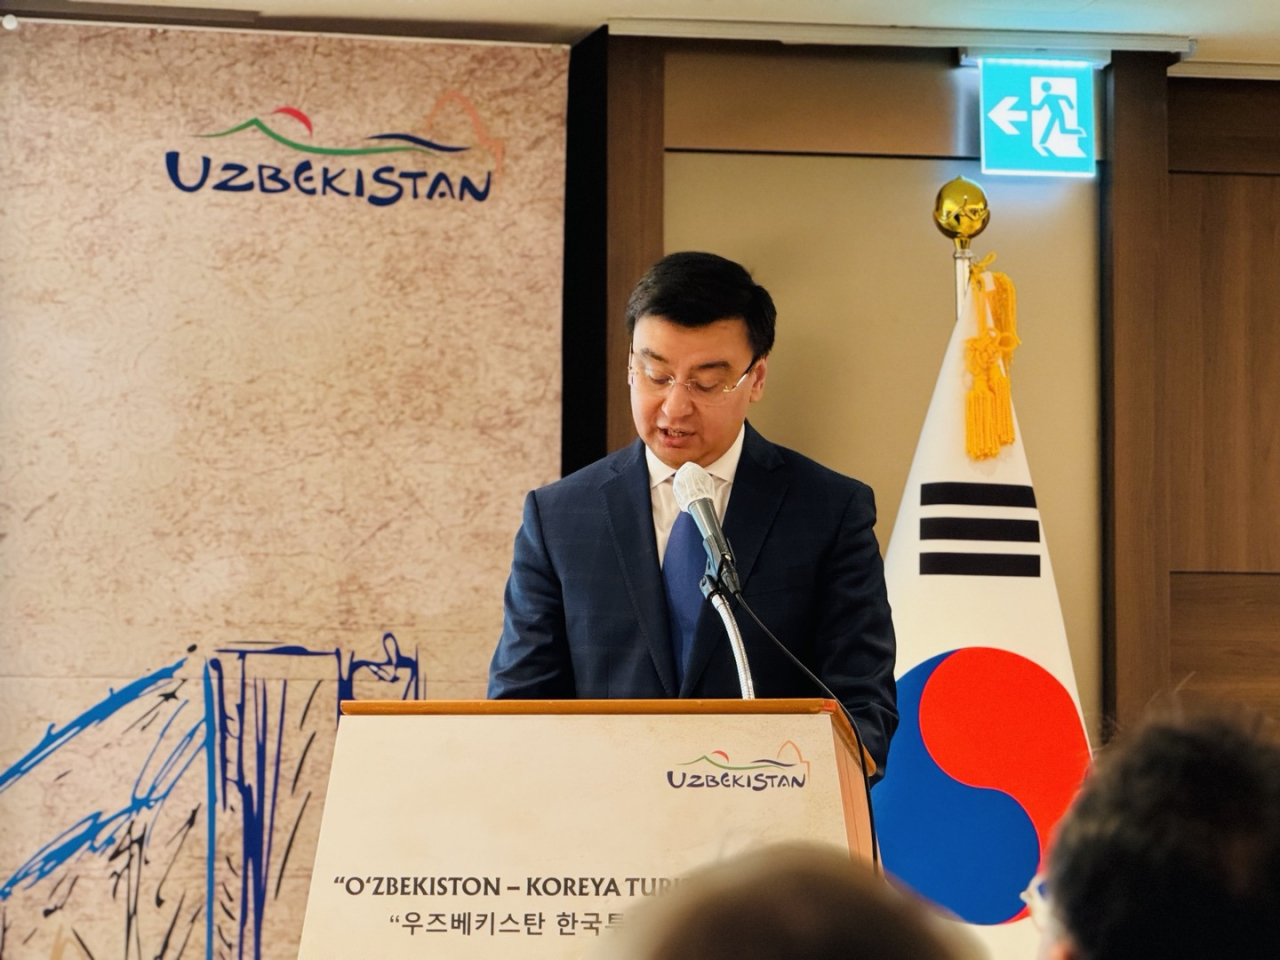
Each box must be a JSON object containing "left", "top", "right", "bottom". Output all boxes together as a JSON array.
[{"left": 646, "top": 434, "right": 701, "bottom": 469}]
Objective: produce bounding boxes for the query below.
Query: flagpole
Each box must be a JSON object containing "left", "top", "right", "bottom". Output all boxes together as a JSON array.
[{"left": 954, "top": 249, "right": 972, "bottom": 325}]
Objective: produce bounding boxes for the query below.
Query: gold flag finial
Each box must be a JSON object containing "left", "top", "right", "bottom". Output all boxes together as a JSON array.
[{"left": 933, "top": 176, "right": 990, "bottom": 251}]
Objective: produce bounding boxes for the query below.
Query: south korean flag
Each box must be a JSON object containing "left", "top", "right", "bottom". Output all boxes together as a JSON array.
[{"left": 872, "top": 262, "right": 1091, "bottom": 960}]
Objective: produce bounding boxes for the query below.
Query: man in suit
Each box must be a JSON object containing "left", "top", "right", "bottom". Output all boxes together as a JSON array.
[{"left": 487, "top": 251, "right": 897, "bottom": 774}]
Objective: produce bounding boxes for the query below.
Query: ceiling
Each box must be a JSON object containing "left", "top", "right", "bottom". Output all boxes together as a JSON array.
[{"left": 17, "top": 0, "right": 1280, "bottom": 74}]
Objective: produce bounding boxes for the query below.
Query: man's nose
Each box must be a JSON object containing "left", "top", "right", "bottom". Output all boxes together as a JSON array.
[{"left": 661, "top": 381, "right": 694, "bottom": 417}]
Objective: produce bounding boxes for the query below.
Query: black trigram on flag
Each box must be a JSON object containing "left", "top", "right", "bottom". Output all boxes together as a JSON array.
[{"left": 919, "top": 482, "right": 1041, "bottom": 577}]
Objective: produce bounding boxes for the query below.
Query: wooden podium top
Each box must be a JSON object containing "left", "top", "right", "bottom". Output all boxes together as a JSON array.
[{"left": 341, "top": 698, "right": 873, "bottom": 774}]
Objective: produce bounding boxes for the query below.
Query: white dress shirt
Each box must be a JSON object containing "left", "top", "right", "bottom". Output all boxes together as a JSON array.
[{"left": 645, "top": 425, "right": 746, "bottom": 566}]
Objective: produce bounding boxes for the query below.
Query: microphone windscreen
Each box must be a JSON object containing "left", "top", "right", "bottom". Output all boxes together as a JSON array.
[{"left": 673, "top": 462, "right": 715, "bottom": 512}]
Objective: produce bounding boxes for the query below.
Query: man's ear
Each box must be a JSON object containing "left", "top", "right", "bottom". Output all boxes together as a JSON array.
[{"left": 747, "top": 355, "right": 768, "bottom": 402}]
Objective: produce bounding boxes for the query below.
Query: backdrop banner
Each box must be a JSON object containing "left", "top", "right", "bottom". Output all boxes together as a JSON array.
[{"left": 0, "top": 20, "right": 567, "bottom": 958}]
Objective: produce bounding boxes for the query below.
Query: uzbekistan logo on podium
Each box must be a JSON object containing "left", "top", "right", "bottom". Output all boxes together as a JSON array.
[{"left": 665, "top": 742, "right": 810, "bottom": 791}]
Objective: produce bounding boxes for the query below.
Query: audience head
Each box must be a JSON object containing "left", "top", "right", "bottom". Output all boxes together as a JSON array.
[
  {"left": 1039, "top": 710, "right": 1280, "bottom": 960},
  {"left": 605, "top": 842, "right": 970, "bottom": 960}
]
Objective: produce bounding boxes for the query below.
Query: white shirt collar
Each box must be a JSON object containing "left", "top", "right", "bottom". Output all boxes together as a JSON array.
[{"left": 645, "top": 425, "right": 746, "bottom": 489}]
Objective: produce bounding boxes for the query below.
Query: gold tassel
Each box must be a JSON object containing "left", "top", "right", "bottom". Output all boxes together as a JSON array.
[
  {"left": 992, "top": 368, "right": 1014, "bottom": 446},
  {"left": 987, "top": 270, "right": 1019, "bottom": 446},
  {"left": 965, "top": 329, "right": 1001, "bottom": 459},
  {"left": 963, "top": 256, "right": 1020, "bottom": 460}
]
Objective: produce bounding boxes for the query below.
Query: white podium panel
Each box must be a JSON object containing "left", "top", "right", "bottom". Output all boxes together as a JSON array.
[{"left": 298, "top": 702, "right": 867, "bottom": 958}]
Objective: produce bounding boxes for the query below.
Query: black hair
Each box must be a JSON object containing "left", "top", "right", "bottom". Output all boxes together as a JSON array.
[
  {"left": 1048, "top": 712, "right": 1280, "bottom": 960},
  {"left": 614, "top": 843, "right": 963, "bottom": 960},
  {"left": 625, "top": 251, "right": 776, "bottom": 360}
]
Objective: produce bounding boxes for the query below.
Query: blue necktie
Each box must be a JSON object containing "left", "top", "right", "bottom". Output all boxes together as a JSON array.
[{"left": 663, "top": 509, "right": 706, "bottom": 686}]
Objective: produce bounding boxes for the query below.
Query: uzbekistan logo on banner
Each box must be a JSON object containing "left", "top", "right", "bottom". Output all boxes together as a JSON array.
[
  {"left": 165, "top": 92, "right": 501, "bottom": 206},
  {"left": 872, "top": 263, "right": 1090, "bottom": 960}
]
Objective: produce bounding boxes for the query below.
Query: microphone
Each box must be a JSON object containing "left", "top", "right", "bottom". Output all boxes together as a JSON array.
[{"left": 673, "top": 462, "right": 741, "bottom": 597}]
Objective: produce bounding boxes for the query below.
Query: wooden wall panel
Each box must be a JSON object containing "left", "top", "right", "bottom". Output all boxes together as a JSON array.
[
  {"left": 1103, "top": 52, "right": 1177, "bottom": 729},
  {"left": 665, "top": 43, "right": 978, "bottom": 158},
  {"left": 562, "top": 28, "right": 609, "bottom": 474},
  {"left": 1167, "top": 173, "right": 1280, "bottom": 572},
  {"left": 1160, "top": 77, "right": 1280, "bottom": 725},
  {"left": 606, "top": 35, "right": 666, "bottom": 453},
  {"left": 1170, "top": 573, "right": 1280, "bottom": 719},
  {"left": 1169, "top": 79, "right": 1280, "bottom": 175}
]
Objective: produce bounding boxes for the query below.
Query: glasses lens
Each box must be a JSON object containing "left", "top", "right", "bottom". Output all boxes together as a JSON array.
[
  {"left": 685, "top": 376, "right": 733, "bottom": 404},
  {"left": 631, "top": 366, "right": 674, "bottom": 394},
  {"left": 629, "top": 364, "right": 748, "bottom": 406}
]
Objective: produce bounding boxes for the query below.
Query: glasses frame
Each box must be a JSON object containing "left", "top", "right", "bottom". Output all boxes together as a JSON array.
[
  {"left": 627, "top": 353, "right": 758, "bottom": 405},
  {"left": 1019, "top": 872, "right": 1050, "bottom": 930}
]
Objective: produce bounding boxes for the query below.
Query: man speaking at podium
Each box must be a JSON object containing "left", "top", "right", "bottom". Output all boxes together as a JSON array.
[{"left": 487, "top": 252, "right": 898, "bottom": 775}]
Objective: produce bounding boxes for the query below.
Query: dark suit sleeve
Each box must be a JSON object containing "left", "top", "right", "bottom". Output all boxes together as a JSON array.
[
  {"left": 814, "top": 483, "right": 898, "bottom": 779},
  {"left": 487, "top": 490, "right": 577, "bottom": 699}
]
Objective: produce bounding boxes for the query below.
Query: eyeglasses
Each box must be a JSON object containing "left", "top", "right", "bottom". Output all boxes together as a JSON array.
[
  {"left": 1019, "top": 873, "right": 1050, "bottom": 930},
  {"left": 628, "top": 357, "right": 757, "bottom": 407}
]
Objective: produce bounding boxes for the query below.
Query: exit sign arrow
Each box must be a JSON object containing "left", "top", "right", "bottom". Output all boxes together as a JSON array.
[{"left": 987, "top": 96, "right": 1027, "bottom": 136}]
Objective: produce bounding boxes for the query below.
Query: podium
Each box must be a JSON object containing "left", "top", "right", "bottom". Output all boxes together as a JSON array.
[{"left": 298, "top": 698, "right": 873, "bottom": 958}]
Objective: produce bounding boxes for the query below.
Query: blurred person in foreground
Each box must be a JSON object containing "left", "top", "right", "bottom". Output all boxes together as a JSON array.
[
  {"left": 601, "top": 842, "right": 972, "bottom": 960},
  {"left": 1030, "top": 710, "right": 1280, "bottom": 960}
]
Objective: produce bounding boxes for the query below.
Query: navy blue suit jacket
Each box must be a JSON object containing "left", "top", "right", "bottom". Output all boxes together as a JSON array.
[{"left": 487, "top": 423, "right": 898, "bottom": 774}]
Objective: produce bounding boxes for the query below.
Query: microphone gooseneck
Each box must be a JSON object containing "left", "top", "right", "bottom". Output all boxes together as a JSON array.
[{"left": 672, "top": 461, "right": 751, "bottom": 697}]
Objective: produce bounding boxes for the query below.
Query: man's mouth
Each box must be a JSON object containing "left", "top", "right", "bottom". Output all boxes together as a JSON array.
[{"left": 661, "top": 428, "right": 692, "bottom": 438}]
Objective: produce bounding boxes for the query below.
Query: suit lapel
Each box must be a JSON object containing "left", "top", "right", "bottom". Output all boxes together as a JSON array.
[
  {"left": 680, "top": 424, "right": 788, "bottom": 696},
  {"left": 601, "top": 440, "right": 680, "bottom": 696}
]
